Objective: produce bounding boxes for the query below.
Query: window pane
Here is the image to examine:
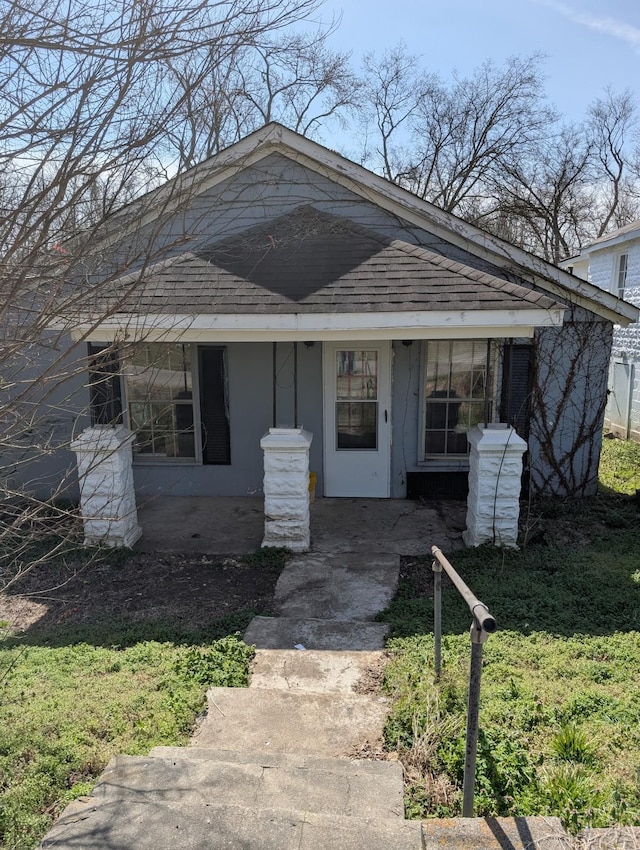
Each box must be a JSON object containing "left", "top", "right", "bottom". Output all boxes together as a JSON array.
[
  {"left": 424, "top": 340, "right": 492, "bottom": 457},
  {"left": 425, "top": 430, "right": 446, "bottom": 454},
  {"left": 124, "top": 343, "right": 195, "bottom": 459},
  {"left": 450, "top": 341, "right": 474, "bottom": 397},
  {"left": 336, "top": 351, "right": 378, "bottom": 400},
  {"left": 425, "top": 340, "right": 451, "bottom": 395},
  {"left": 336, "top": 402, "right": 377, "bottom": 449}
]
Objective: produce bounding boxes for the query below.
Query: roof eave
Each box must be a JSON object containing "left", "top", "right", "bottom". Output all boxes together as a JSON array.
[{"left": 66, "top": 306, "right": 565, "bottom": 343}]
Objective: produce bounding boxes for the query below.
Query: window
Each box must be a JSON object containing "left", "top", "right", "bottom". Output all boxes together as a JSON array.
[
  {"left": 124, "top": 343, "right": 195, "bottom": 459},
  {"left": 617, "top": 254, "right": 628, "bottom": 297},
  {"left": 335, "top": 349, "right": 378, "bottom": 450},
  {"left": 423, "top": 340, "right": 494, "bottom": 458}
]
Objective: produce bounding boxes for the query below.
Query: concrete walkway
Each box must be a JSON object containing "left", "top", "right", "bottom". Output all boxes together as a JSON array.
[{"left": 192, "top": 549, "right": 397, "bottom": 756}]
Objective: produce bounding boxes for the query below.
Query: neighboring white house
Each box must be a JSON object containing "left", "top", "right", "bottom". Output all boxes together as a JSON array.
[{"left": 561, "top": 221, "right": 640, "bottom": 441}]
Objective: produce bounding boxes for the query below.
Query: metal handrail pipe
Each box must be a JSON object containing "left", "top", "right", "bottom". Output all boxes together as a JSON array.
[{"left": 431, "top": 545, "right": 496, "bottom": 634}]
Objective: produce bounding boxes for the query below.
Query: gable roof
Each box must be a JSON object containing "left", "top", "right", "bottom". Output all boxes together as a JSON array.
[
  {"left": 581, "top": 220, "right": 640, "bottom": 253},
  {"left": 89, "top": 207, "right": 559, "bottom": 317},
  {"left": 94, "top": 123, "right": 637, "bottom": 327}
]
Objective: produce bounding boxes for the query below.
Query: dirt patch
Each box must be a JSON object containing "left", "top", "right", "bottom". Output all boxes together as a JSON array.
[
  {"left": 0, "top": 552, "right": 283, "bottom": 635},
  {"left": 352, "top": 651, "right": 389, "bottom": 695}
]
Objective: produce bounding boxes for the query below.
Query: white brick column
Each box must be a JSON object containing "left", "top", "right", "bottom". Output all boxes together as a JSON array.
[
  {"left": 261, "top": 427, "right": 312, "bottom": 552},
  {"left": 463, "top": 424, "right": 527, "bottom": 549},
  {"left": 71, "top": 426, "right": 142, "bottom": 548}
]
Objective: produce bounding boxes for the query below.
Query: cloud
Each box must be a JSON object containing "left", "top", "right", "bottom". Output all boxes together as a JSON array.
[{"left": 534, "top": 1, "right": 640, "bottom": 53}]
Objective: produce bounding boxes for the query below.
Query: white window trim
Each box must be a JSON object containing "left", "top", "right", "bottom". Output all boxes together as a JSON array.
[
  {"left": 614, "top": 253, "right": 628, "bottom": 298},
  {"left": 417, "top": 339, "right": 499, "bottom": 466},
  {"left": 122, "top": 342, "right": 203, "bottom": 465}
]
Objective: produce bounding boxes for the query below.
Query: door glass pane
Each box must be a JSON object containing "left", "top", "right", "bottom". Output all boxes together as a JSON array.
[
  {"left": 336, "top": 402, "right": 377, "bottom": 449},
  {"left": 336, "top": 350, "right": 378, "bottom": 400}
]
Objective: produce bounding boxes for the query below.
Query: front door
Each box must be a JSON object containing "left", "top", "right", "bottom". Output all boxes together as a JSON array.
[{"left": 323, "top": 342, "right": 391, "bottom": 497}]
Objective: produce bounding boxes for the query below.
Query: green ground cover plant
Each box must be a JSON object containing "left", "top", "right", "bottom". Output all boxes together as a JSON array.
[
  {"left": 0, "top": 545, "right": 286, "bottom": 850},
  {"left": 379, "top": 442, "right": 640, "bottom": 833},
  {"left": 599, "top": 436, "right": 640, "bottom": 496}
]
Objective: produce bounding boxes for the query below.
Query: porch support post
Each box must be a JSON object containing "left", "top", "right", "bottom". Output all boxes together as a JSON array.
[
  {"left": 260, "top": 427, "right": 312, "bottom": 553},
  {"left": 463, "top": 424, "right": 527, "bottom": 549},
  {"left": 71, "top": 425, "right": 142, "bottom": 548}
]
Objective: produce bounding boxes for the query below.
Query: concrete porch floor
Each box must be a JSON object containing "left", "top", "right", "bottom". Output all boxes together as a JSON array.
[{"left": 135, "top": 496, "right": 466, "bottom": 556}]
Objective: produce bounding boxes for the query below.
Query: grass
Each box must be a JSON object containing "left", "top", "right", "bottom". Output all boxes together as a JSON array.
[
  {"left": 599, "top": 436, "right": 640, "bottom": 495},
  {"left": 0, "top": 549, "right": 286, "bottom": 850},
  {"left": 379, "top": 437, "right": 640, "bottom": 833}
]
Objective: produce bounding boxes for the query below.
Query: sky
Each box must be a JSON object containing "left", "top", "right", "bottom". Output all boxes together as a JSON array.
[{"left": 317, "top": 0, "right": 639, "bottom": 126}]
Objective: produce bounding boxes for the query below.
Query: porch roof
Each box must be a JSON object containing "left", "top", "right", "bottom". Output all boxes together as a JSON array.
[{"left": 72, "top": 206, "right": 564, "bottom": 335}]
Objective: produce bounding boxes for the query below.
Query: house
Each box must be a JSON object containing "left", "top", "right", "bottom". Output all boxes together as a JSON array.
[
  {"left": 561, "top": 221, "right": 640, "bottom": 441},
  {"left": 6, "top": 124, "right": 638, "bottom": 513}
]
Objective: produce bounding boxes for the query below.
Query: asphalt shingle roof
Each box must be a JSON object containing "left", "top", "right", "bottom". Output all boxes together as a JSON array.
[{"left": 85, "top": 206, "right": 560, "bottom": 315}]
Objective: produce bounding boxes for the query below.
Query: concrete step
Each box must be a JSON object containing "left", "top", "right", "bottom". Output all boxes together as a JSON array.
[
  {"left": 249, "top": 649, "right": 387, "bottom": 693},
  {"left": 274, "top": 552, "right": 399, "bottom": 621},
  {"left": 41, "top": 798, "right": 425, "bottom": 850},
  {"left": 244, "top": 615, "right": 389, "bottom": 650},
  {"left": 90, "top": 752, "right": 403, "bottom": 819},
  {"left": 191, "top": 686, "right": 391, "bottom": 756},
  {"left": 421, "top": 816, "right": 568, "bottom": 849},
  {"left": 148, "top": 746, "right": 398, "bottom": 777}
]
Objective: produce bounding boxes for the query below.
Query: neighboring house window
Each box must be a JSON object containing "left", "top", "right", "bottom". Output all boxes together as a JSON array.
[
  {"left": 124, "top": 343, "right": 196, "bottom": 459},
  {"left": 617, "top": 253, "right": 628, "bottom": 297},
  {"left": 423, "top": 340, "right": 493, "bottom": 457}
]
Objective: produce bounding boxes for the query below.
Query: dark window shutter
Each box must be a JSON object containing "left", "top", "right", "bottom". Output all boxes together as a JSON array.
[
  {"left": 500, "top": 344, "right": 533, "bottom": 439},
  {"left": 88, "top": 343, "right": 122, "bottom": 426},
  {"left": 199, "top": 347, "right": 230, "bottom": 465}
]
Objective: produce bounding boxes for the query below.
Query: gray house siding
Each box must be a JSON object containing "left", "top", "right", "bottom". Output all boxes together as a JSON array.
[
  {"left": 2, "top": 332, "right": 90, "bottom": 501},
  {"left": 110, "top": 154, "right": 501, "bottom": 280},
  {"left": 529, "top": 310, "right": 613, "bottom": 497},
  {"left": 130, "top": 341, "right": 324, "bottom": 500}
]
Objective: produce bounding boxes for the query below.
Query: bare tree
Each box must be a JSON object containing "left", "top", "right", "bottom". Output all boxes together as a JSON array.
[
  {"left": 358, "top": 46, "right": 640, "bottom": 259},
  {"left": 0, "top": 0, "right": 330, "bottom": 592},
  {"left": 588, "top": 88, "right": 640, "bottom": 236},
  {"left": 166, "top": 26, "right": 360, "bottom": 169},
  {"left": 486, "top": 124, "right": 595, "bottom": 263},
  {"left": 360, "top": 47, "right": 554, "bottom": 220}
]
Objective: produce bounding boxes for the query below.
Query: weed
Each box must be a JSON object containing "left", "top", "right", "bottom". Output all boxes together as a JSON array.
[
  {"left": 551, "top": 724, "right": 598, "bottom": 766},
  {"left": 241, "top": 547, "right": 290, "bottom": 570},
  {"left": 176, "top": 634, "right": 254, "bottom": 687}
]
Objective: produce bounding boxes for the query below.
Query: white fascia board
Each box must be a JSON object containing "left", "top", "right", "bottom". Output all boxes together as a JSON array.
[{"left": 70, "top": 307, "right": 564, "bottom": 342}]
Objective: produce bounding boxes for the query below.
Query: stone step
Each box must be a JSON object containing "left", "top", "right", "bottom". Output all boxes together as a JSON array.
[
  {"left": 90, "top": 752, "right": 403, "bottom": 819},
  {"left": 148, "top": 746, "right": 397, "bottom": 778},
  {"left": 250, "top": 649, "right": 387, "bottom": 693},
  {"left": 41, "top": 798, "right": 425, "bottom": 850},
  {"left": 274, "top": 552, "right": 399, "bottom": 621},
  {"left": 421, "top": 816, "right": 568, "bottom": 849},
  {"left": 244, "top": 615, "right": 389, "bottom": 650},
  {"left": 191, "top": 687, "right": 391, "bottom": 756}
]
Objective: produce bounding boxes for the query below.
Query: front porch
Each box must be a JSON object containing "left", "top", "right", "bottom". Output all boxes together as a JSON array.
[{"left": 134, "top": 496, "right": 467, "bottom": 556}]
